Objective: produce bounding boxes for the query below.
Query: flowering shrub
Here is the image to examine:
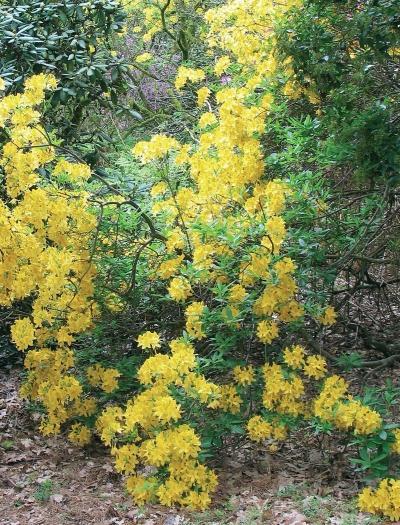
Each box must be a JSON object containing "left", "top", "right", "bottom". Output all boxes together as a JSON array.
[
  {"left": 359, "top": 479, "right": 400, "bottom": 522},
  {"left": 0, "top": 74, "right": 101, "bottom": 436},
  {"left": 1, "top": 0, "right": 399, "bottom": 520}
]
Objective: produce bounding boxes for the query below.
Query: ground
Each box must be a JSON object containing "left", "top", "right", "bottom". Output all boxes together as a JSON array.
[{"left": 0, "top": 368, "right": 394, "bottom": 525}]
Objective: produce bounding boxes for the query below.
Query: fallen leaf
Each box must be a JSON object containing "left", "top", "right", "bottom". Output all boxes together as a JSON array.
[
  {"left": 20, "top": 438, "right": 34, "bottom": 449},
  {"left": 274, "top": 510, "right": 308, "bottom": 525},
  {"left": 50, "top": 493, "right": 64, "bottom": 503}
]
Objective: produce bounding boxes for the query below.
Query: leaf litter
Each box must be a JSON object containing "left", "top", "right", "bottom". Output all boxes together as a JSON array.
[{"left": 0, "top": 369, "right": 391, "bottom": 525}]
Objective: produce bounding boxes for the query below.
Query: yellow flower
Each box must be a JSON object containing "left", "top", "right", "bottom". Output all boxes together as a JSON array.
[
  {"left": 101, "top": 368, "right": 121, "bottom": 393},
  {"left": 229, "top": 284, "right": 247, "bottom": 303},
  {"left": 319, "top": 306, "right": 337, "bottom": 326},
  {"left": 112, "top": 443, "right": 138, "bottom": 474},
  {"left": 175, "top": 66, "right": 205, "bottom": 89},
  {"left": 233, "top": 365, "right": 255, "bottom": 386},
  {"left": 197, "top": 86, "right": 211, "bottom": 107},
  {"left": 11, "top": 318, "right": 35, "bottom": 351},
  {"left": 126, "top": 475, "right": 158, "bottom": 505},
  {"left": 357, "top": 487, "right": 376, "bottom": 514},
  {"left": 153, "top": 395, "right": 181, "bottom": 423},
  {"left": 156, "top": 255, "right": 184, "bottom": 280},
  {"left": 214, "top": 56, "right": 231, "bottom": 76},
  {"left": 198, "top": 112, "right": 217, "bottom": 128},
  {"left": 247, "top": 415, "right": 273, "bottom": 442},
  {"left": 392, "top": 429, "right": 400, "bottom": 454},
  {"left": 358, "top": 479, "right": 400, "bottom": 521},
  {"left": 68, "top": 423, "right": 91, "bottom": 446},
  {"left": 150, "top": 181, "right": 168, "bottom": 197},
  {"left": 167, "top": 277, "right": 192, "bottom": 302},
  {"left": 303, "top": 355, "right": 327, "bottom": 379},
  {"left": 185, "top": 301, "right": 206, "bottom": 339},
  {"left": 256, "top": 320, "right": 279, "bottom": 344},
  {"left": 214, "top": 384, "right": 242, "bottom": 414},
  {"left": 137, "top": 331, "right": 161, "bottom": 350},
  {"left": 283, "top": 345, "right": 305, "bottom": 369},
  {"left": 132, "top": 134, "right": 180, "bottom": 162},
  {"left": 136, "top": 52, "right": 153, "bottom": 63}
]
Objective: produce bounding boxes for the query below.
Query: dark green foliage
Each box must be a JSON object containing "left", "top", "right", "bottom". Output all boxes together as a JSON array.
[
  {"left": 275, "top": 0, "right": 400, "bottom": 183},
  {"left": 0, "top": 0, "right": 128, "bottom": 139}
]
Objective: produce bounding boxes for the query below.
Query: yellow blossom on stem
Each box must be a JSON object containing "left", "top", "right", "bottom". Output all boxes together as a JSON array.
[
  {"left": 283, "top": 345, "right": 305, "bottom": 369},
  {"left": 153, "top": 395, "right": 181, "bottom": 423},
  {"left": 137, "top": 331, "right": 161, "bottom": 350},
  {"left": 392, "top": 429, "right": 400, "bottom": 454},
  {"left": 11, "top": 317, "right": 35, "bottom": 351},
  {"left": 197, "top": 86, "right": 211, "bottom": 107},
  {"left": 214, "top": 55, "right": 231, "bottom": 76},
  {"left": 167, "top": 277, "right": 192, "bottom": 302},
  {"left": 229, "top": 284, "right": 247, "bottom": 303},
  {"left": 319, "top": 306, "right": 337, "bottom": 326},
  {"left": 358, "top": 479, "right": 400, "bottom": 521},
  {"left": 247, "top": 415, "right": 273, "bottom": 442},
  {"left": 233, "top": 365, "right": 255, "bottom": 386},
  {"left": 256, "top": 320, "right": 279, "bottom": 344},
  {"left": 68, "top": 423, "right": 92, "bottom": 446},
  {"left": 303, "top": 355, "right": 327, "bottom": 379},
  {"left": 136, "top": 52, "right": 153, "bottom": 63}
]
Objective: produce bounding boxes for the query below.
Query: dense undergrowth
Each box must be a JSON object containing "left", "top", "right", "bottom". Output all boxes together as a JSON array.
[{"left": 0, "top": 0, "right": 399, "bottom": 520}]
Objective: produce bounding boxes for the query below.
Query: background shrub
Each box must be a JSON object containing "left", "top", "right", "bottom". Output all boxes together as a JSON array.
[{"left": 0, "top": 0, "right": 128, "bottom": 140}]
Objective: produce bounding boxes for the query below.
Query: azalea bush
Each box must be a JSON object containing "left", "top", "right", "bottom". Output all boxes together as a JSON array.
[{"left": 1, "top": 0, "right": 400, "bottom": 521}]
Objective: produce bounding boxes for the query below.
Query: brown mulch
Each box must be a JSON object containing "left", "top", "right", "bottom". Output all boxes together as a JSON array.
[{"left": 0, "top": 368, "right": 396, "bottom": 525}]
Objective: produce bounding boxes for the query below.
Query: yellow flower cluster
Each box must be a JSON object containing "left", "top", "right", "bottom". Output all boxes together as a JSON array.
[
  {"left": 53, "top": 158, "right": 91, "bottom": 184},
  {"left": 392, "top": 429, "right": 400, "bottom": 454},
  {"left": 358, "top": 479, "right": 400, "bottom": 521},
  {"left": 87, "top": 364, "right": 121, "bottom": 393},
  {"left": 233, "top": 365, "right": 255, "bottom": 386},
  {"left": 175, "top": 66, "right": 205, "bottom": 90},
  {"left": 0, "top": 74, "right": 98, "bottom": 438},
  {"left": 257, "top": 320, "right": 279, "bottom": 344},
  {"left": 132, "top": 134, "right": 180, "bottom": 162},
  {"left": 185, "top": 302, "right": 206, "bottom": 339},
  {"left": 125, "top": 1, "right": 395, "bottom": 510},
  {"left": 135, "top": 52, "right": 153, "bottom": 63},
  {"left": 263, "top": 363, "right": 305, "bottom": 417},
  {"left": 245, "top": 349, "right": 383, "bottom": 453},
  {"left": 124, "top": 0, "right": 204, "bottom": 45},
  {"left": 314, "top": 376, "right": 382, "bottom": 435},
  {"left": 214, "top": 55, "right": 231, "bottom": 76},
  {"left": 131, "top": 3, "right": 306, "bottom": 365},
  {"left": 6, "top": 0, "right": 396, "bottom": 517},
  {"left": 68, "top": 423, "right": 92, "bottom": 446},
  {"left": 303, "top": 355, "right": 327, "bottom": 379},
  {"left": 197, "top": 86, "right": 211, "bottom": 107},
  {"left": 247, "top": 415, "right": 287, "bottom": 443},
  {"left": 96, "top": 337, "right": 219, "bottom": 508},
  {"left": 167, "top": 276, "right": 192, "bottom": 301},
  {"left": 155, "top": 255, "right": 184, "bottom": 279},
  {"left": 283, "top": 344, "right": 305, "bottom": 369},
  {"left": 288, "top": 347, "right": 325, "bottom": 379},
  {"left": 137, "top": 331, "right": 161, "bottom": 350},
  {"left": 318, "top": 306, "right": 337, "bottom": 326}
]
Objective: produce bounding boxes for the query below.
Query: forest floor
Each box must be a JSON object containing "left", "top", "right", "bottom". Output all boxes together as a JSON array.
[{"left": 0, "top": 366, "right": 397, "bottom": 525}]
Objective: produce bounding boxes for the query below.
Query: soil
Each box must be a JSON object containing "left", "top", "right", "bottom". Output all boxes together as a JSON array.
[{"left": 0, "top": 366, "right": 398, "bottom": 525}]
